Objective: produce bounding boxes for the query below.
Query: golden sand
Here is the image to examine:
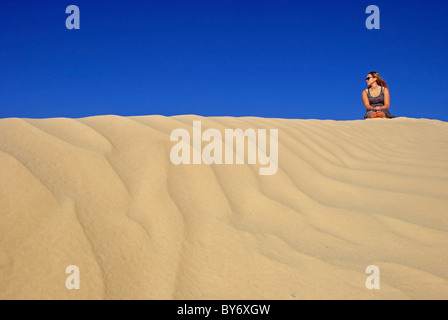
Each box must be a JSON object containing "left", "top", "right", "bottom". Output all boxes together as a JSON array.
[{"left": 1, "top": 115, "right": 447, "bottom": 299}]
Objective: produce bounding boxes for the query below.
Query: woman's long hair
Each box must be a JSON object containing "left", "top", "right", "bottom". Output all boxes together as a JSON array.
[{"left": 368, "top": 71, "right": 388, "bottom": 88}]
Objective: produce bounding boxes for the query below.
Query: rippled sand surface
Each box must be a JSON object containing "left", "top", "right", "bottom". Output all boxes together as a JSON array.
[{"left": 1, "top": 115, "right": 447, "bottom": 299}]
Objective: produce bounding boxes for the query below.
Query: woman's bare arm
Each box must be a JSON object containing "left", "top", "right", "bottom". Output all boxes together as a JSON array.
[
  {"left": 362, "top": 90, "right": 374, "bottom": 110},
  {"left": 380, "top": 87, "right": 390, "bottom": 110}
]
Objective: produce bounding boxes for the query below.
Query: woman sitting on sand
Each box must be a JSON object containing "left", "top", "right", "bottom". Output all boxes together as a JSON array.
[{"left": 362, "top": 71, "right": 395, "bottom": 119}]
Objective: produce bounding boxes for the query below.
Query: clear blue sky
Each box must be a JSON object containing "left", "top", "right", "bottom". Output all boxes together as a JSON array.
[{"left": 1, "top": 0, "right": 447, "bottom": 121}]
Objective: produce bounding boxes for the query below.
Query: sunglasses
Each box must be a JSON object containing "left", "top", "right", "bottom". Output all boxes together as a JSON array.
[{"left": 365, "top": 77, "right": 374, "bottom": 81}]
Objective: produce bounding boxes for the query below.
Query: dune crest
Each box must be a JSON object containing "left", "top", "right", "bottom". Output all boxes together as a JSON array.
[{"left": 1, "top": 115, "right": 447, "bottom": 300}]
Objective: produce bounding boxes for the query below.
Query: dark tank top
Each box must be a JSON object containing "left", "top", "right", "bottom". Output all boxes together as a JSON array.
[
  {"left": 367, "top": 85, "right": 384, "bottom": 106},
  {"left": 364, "top": 84, "right": 395, "bottom": 118}
]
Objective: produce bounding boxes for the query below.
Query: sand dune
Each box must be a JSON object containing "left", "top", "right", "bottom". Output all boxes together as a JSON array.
[{"left": 0, "top": 115, "right": 447, "bottom": 300}]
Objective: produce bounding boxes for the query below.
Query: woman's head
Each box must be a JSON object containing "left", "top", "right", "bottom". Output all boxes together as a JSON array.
[{"left": 365, "top": 71, "right": 388, "bottom": 88}]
